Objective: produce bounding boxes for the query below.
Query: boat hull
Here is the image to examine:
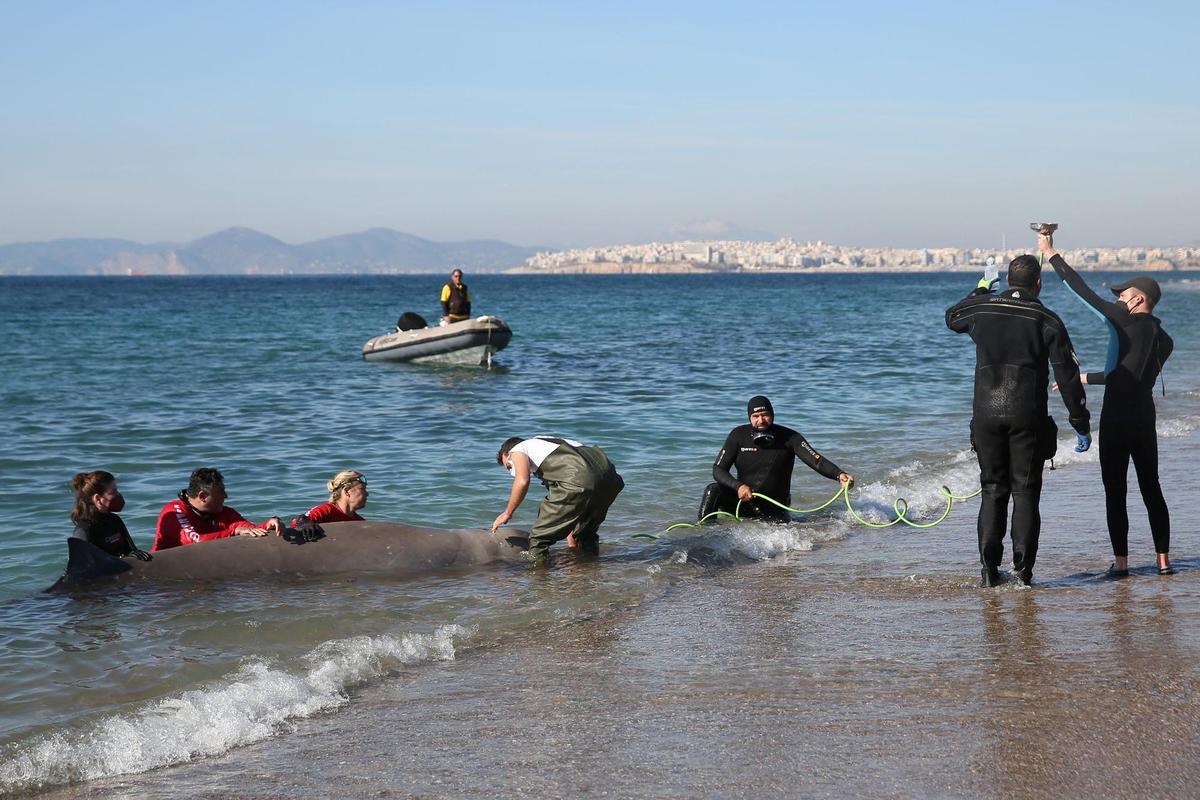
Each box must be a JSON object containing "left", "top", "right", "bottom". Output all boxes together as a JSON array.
[{"left": 362, "top": 316, "right": 512, "bottom": 364}]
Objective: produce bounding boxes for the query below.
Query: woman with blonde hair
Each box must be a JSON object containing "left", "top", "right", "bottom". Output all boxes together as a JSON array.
[
  {"left": 296, "top": 470, "right": 369, "bottom": 525},
  {"left": 70, "top": 470, "right": 151, "bottom": 560}
]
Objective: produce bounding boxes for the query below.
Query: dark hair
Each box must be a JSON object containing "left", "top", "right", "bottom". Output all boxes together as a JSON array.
[
  {"left": 70, "top": 470, "right": 116, "bottom": 526},
  {"left": 1007, "top": 254, "right": 1041, "bottom": 289},
  {"left": 186, "top": 467, "right": 225, "bottom": 498},
  {"left": 496, "top": 437, "right": 523, "bottom": 464}
]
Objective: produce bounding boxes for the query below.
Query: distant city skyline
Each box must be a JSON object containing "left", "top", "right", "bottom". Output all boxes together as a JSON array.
[{"left": 2, "top": 2, "right": 1197, "bottom": 249}]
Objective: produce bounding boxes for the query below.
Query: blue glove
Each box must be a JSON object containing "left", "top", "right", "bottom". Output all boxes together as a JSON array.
[{"left": 1075, "top": 433, "right": 1091, "bottom": 453}]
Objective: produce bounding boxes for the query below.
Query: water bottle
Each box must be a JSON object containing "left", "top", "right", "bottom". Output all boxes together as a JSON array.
[{"left": 984, "top": 258, "right": 999, "bottom": 284}]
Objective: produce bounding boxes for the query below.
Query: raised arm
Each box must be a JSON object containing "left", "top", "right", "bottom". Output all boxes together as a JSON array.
[{"left": 1039, "top": 235, "right": 1124, "bottom": 324}]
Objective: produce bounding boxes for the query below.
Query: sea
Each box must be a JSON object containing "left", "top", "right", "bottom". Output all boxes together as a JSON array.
[{"left": 2, "top": 270, "right": 1200, "bottom": 799}]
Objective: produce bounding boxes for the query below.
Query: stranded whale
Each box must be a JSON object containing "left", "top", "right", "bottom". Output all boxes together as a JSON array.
[{"left": 48, "top": 521, "right": 531, "bottom": 590}]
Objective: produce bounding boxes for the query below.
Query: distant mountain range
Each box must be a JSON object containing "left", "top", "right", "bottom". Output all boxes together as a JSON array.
[{"left": 0, "top": 227, "right": 546, "bottom": 275}]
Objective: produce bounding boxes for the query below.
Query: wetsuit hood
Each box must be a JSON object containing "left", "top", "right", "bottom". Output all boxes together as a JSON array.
[{"left": 747, "top": 395, "right": 774, "bottom": 418}]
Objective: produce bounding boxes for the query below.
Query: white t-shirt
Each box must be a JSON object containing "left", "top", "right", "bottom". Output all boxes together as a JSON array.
[{"left": 511, "top": 436, "right": 583, "bottom": 469}]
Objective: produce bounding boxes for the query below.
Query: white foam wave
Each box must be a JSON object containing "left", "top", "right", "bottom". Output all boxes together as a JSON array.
[
  {"left": 730, "top": 520, "right": 819, "bottom": 560},
  {"left": 672, "top": 516, "right": 849, "bottom": 564},
  {"left": 1159, "top": 415, "right": 1200, "bottom": 437},
  {"left": 844, "top": 450, "right": 982, "bottom": 525},
  {"left": 842, "top": 412, "right": 1200, "bottom": 527},
  {"left": 0, "top": 624, "right": 469, "bottom": 795}
]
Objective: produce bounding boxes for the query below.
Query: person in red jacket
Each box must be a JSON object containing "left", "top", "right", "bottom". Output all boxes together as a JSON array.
[
  {"left": 293, "top": 470, "right": 369, "bottom": 526},
  {"left": 152, "top": 467, "right": 284, "bottom": 551}
]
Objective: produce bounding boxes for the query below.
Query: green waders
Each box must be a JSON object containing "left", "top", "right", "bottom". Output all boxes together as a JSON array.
[{"left": 528, "top": 445, "right": 624, "bottom": 561}]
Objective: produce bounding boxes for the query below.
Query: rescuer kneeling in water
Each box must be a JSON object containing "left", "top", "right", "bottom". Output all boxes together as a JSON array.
[
  {"left": 699, "top": 396, "right": 854, "bottom": 522},
  {"left": 492, "top": 436, "right": 624, "bottom": 562}
]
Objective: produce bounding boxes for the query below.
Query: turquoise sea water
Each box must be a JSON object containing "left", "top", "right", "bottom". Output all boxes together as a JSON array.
[{"left": 2, "top": 271, "right": 1199, "bottom": 797}]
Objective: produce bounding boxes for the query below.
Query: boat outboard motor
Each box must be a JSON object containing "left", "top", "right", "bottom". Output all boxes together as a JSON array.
[{"left": 396, "top": 312, "right": 428, "bottom": 331}]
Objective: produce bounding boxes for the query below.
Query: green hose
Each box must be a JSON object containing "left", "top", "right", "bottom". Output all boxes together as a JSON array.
[{"left": 643, "top": 481, "right": 982, "bottom": 540}]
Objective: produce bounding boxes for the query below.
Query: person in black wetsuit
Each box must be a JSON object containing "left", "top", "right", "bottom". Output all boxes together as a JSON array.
[
  {"left": 1039, "top": 232, "right": 1176, "bottom": 576},
  {"left": 946, "top": 256, "right": 1091, "bottom": 587},
  {"left": 699, "top": 396, "right": 854, "bottom": 522},
  {"left": 69, "top": 470, "right": 151, "bottom": 560}
]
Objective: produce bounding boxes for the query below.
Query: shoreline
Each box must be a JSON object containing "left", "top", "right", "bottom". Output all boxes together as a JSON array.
[{"left": 506, "top": 260, "right": 1197, "bottom": 275}]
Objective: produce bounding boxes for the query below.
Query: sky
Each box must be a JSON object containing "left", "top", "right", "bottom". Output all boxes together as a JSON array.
[{"left": 1, "top": 0, "right": 1197, "bottom": 249}]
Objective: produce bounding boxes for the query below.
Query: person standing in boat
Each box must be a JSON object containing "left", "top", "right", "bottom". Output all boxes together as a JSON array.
[
  {"left": 492, "top": 436, "right": 624, "bottom": 562},
  {"left": 70, "top": 470, "right": 152, "bottom": 560},
  {"left": 292, "top": 470, "right": 369, "bottom": 526},
  {"left": 440, "top": 268, "right": 471, "bottom": 324}
]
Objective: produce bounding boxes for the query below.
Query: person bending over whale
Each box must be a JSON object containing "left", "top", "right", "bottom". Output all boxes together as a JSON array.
[
  {"left": 700, "top": 396, "right": 853, "bottom": 522},
  {"left": 293, "top": 470, "right": 368, "bottom": 526},
  {"left": 492, "top": 436, "right": 624, "bottom": 562},
  {"left": 152, "top": 467, "right": 285, "bottom": 551},
  {"left": 70, "top": 470, "right": 151, "bottom": 560},
  {"left": 1039, "top": 231, "right": 1175, "bottom": 576}
]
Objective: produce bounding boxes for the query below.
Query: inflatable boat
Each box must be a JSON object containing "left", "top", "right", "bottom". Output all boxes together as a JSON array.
[{"left": 362, "top": 315, "right": 512, "bottom": 366}]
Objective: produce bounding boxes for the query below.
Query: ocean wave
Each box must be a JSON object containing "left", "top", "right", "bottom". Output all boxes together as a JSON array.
[
  {"left": 1159, "top": 415, "right": 1200, "bottom": 436},
  {"left": 667, "top": 515, "right": 850, "bottom": 566},
  {"left": 855, "top": 411, "right": 1199, "bottom": 524},
  {"left": 0, "top": 624, "right": 469, "bottom": 796}
]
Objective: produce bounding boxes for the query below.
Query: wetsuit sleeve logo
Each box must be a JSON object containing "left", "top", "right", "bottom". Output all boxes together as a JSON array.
[{"left": 170, "top": 501, "right": 201, "bottom": 544}]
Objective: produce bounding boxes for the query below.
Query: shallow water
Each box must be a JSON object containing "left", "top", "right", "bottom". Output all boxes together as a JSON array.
[{"left": 2, "top": 272, "right": 1199, "bottom": 797}]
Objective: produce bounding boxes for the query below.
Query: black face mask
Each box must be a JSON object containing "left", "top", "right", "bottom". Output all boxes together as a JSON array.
[{"left": 752, "top": 430, "right": 776, "bottom": 448}]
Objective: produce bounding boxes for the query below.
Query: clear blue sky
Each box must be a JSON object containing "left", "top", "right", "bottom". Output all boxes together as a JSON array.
[{"left": 2, "top": 0, "right": 1197, "bottom": 248}]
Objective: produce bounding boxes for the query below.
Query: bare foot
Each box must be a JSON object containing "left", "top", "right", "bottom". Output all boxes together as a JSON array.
[{"left": 566, "top": 532, "right": 577, "bottom": 549}]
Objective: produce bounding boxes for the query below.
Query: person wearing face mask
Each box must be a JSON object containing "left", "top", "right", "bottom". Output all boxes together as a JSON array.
[
  {"left": 699, "top": 396, "right": 854, "bottom": 522},
  {"left": 1039, "top": 232, "right": 1176, "bottom": 576},
  {"left": 152, "top": 467, "right": 285, "bottom": 551},
  {"left": 293, "top": 470, "right": 369, "bottom": 525},
  {"left": 70, "top": 470, "right": 152, "bottom": 560},
  {"left": 491, "top": 436, "right": 624, "bottom": 562}
]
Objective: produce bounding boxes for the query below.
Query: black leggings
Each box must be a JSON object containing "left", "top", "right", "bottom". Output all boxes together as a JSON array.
[
  {"left": 1100, "top": 409, "right": 1170, "bottom": 556},
  {"left": 973, "top": 418, "right": 1044, "bottom": 573}
]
